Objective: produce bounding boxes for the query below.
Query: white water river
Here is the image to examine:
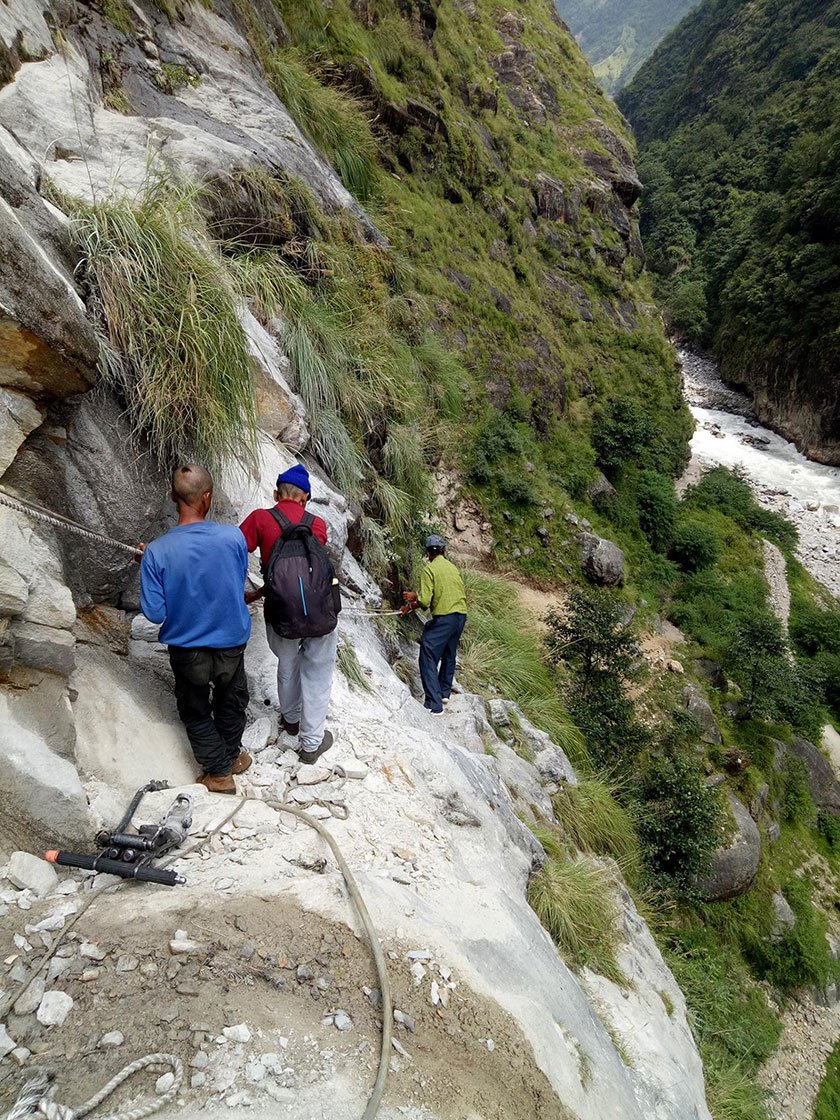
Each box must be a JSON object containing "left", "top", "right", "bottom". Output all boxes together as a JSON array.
[{"left": 678, "top": 349, "right": 840, "bottom": 600}]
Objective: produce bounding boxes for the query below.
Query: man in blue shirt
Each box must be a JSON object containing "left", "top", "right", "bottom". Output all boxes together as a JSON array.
[{"left": 140, "top": 465, "right": 251, "bottom": 794}]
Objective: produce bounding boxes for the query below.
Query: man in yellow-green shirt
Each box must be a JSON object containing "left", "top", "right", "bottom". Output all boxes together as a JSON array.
[{"left": 403, "top": 535, "right": 467, "bottom": 714}]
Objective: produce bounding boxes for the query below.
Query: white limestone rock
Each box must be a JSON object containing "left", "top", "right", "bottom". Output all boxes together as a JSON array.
[
  {"left": 0, "top": 695, "right": 90, "bottom": 848},
  {"left": 6, "top": 851, "right": 58, "bottom": 897},
  {"left": 241, "top": 311, "right": 308, "bottom": 449},
  {"left": 36, "top": 990, "right": 73, "bottom": 1027},
  {"left": 0, "top": 388, "right": 42, "bottom": 477}
]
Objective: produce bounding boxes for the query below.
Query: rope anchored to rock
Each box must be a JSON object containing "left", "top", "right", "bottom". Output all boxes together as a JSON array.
[
  {"left": 0, "top": 488, "right": 413, "bottom": 621},
  {"left": 0, "top": 489, "right": 138, "bottom": 557}
]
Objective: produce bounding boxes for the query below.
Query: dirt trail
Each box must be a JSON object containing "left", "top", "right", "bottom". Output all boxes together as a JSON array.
[
  {"left": 762, "top": 539, "right": 791, "bottom": 633},
  {"left": 0, "top": 796, "right": 569, "bottom": 1120}
]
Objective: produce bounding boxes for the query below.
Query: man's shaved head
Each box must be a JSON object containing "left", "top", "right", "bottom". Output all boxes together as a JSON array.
[{"left": 172, "top": 464, "right": 213, "bottom": 507}]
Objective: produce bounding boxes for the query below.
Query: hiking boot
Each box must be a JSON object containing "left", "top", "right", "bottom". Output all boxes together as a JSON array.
[
  {"left": 198, "top": 773, "right": 236, "bottom": 795},
  {"left": 299, "top": 730, "right": 333, "bottom": 765},
  {"left": 230, "top": 751, "right": 252, "bottom": 775},
  {"left": 281, "top": 716, "right": 300, "bottom": 737}
]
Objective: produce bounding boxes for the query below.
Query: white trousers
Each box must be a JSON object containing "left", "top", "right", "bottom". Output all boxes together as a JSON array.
[{"left": 266, "top": 623, "right": 338, "bottom": 751}]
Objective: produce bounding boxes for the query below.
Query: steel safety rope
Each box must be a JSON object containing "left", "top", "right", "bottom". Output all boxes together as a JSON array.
[
  {"left": 1, "top": 796, "right": 391, "bottom": 1120},
  {"left": 0, "top": 489, "right": 138, "bottom": 557},
  {"left": 0, "top": 488, "right": 409, "bottom": 621}
]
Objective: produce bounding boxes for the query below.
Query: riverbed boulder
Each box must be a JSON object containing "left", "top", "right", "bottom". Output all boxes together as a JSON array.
[
  {"left": 681, "top": 685, "right": 722, "bottom": 745},
  {"left": 696, "top": 793, "right": 761, "bottom": 902},
  {"left": 775, "top": 736, "right": 840, "bottom": 815},
  {"left": 579, "top": 532, "right": 625, "bottom": 586}
]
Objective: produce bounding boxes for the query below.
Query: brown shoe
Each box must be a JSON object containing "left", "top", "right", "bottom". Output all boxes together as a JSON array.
[
  {"left": 299, "top": 730, "right": 333, "bottom": 765},
  {"left": 230, "top": 751, "right": 252, "bottom": 775},
  {"left": 281, "top": 717, "right": 300, "bottom": 737},
  {"left": 198, "top": 773, "right": 236, "bottom": 795}
]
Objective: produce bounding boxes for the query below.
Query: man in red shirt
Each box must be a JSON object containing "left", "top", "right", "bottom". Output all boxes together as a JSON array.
[{"left": 240, "top": 465, "right": 336, "bottom": 762}]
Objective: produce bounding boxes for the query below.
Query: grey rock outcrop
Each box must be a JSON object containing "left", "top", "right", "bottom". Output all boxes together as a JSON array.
[
  {"left": 579, "top": 532, "right": 625, "bottom": 586},
  {"left": 776, "top": 736, "right": 840, "bottom": 816},
  {"left": 770, "top": 892, "right": 796, "bottom": 941},
  {"left": 587, "top": 471, "right": 618, "bottom": 506},
  {"left": 681, "top": 685, "right": 722, "bottom": 746},
  {"left": 0, "top": 688, "right": 89, "bottom": 849},
  {"left": 696, "top": 793, "right": 761, "bottom": 902}
]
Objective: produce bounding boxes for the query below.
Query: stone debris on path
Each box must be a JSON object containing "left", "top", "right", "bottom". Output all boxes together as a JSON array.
[
  {"left": 759, "top": 995, "right": 840, "bottom": 1120},
  {"left": 0, "top": 579, "right": 715, "bottom": 1120}
]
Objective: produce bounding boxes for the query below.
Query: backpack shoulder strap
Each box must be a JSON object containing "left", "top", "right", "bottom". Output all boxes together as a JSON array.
[
  {"left": 268, "top": 507, "right": 292, "bottom": 532},
  {"left": 301, "top": 511, "right": 316, "bottom": 529}
]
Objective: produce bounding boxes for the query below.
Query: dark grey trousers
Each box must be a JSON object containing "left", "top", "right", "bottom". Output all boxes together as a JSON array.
[{"left": 168, "top": 645, "right": 249, "bottom": 776}]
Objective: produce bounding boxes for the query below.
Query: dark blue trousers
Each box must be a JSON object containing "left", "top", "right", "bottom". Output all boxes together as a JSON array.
[{"left": 419, "top": 613, "right": 467, "bottom": 713}]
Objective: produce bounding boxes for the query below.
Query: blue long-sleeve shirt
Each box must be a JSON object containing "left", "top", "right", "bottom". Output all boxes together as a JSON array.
[{"left": 140, "top": 522, "right": 251, "bottom": 648}]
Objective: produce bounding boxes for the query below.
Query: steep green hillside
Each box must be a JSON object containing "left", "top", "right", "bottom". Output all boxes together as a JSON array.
[
  {"left": 558, "top": 0, "right": 698, "bottom": 93},
  {"left": 619, "top": 0, "right": 840, "bottom": 464},
  {"left": 228, "top": 0, "right": 692, "bottom": 580}
]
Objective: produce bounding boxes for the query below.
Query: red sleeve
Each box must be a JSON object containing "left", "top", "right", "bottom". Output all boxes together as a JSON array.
[
  {"left": 313, "top": 515, "right": 328, "bottom": 546},
  {"left": 239, "top": 510, "right": 260, "bottom": 553}
]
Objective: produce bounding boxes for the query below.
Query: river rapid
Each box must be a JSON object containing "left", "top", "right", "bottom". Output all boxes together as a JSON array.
[{"left": 678, "top": 349, "right": 840, "bottom": 601}]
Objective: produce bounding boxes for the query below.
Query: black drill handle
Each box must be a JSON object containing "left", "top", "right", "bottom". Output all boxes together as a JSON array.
[{"left": 45, "top": 850, "right": 185, "bottom": 886}]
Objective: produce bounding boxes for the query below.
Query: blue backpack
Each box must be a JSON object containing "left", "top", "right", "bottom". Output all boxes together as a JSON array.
[{"left": 263, "top": 510, "right": 340, "bottom": 639}]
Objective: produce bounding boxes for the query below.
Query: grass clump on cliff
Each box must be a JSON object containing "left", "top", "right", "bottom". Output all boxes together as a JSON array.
[
  {"left": 72, "top": 184, "right": 258, "bottom": 471},
  {"left": 458, "top": 569, "right": 586, "bottom": 763},
  {"left": 552, "top": 777, "right": 640, "bottom": 877},
  {"left": 528, "top": 822, "right": 624, "bottom": 984},
  {"left": 261, "top": 51, "right": 379, "bottom": 201}
]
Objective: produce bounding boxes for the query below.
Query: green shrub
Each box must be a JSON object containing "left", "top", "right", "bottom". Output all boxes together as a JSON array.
[
  {"left": 635, "top": 755, "right": 723, "bottom": 893},
  {"left": 817, "top": 810, "right": 840, "bottom": 853},
  {"left": 671, "top": 567, "right": 768, "bottom": 655},
  {"left": 723, "top": 610, "right": 787, "bottom": 718},
  {"left": 790, "top": 603, "right": 840, "bottom": 657},
  {"left": 670, "top": 520, "right": 722, "bottom": 572},
  {"left": 781, "top": 755, "right": 815, "bottom": 824},
  {"left": 637, "top": 469, "right": 677, "bottom": 552},
  {"left": 545, "top": 587, "right": 640, "bottom": 693},
  {"left": 746, "top": 876, "right": 834, "bottom": 991},
  {"left": 468, "top": 412, "right": 525, "bottom": 484},
  {"left": 568, "top": 674, "right": 650, "bottom": 772},
  {"left": 528, "top": 824, "right": 624, "bottom": 983},
  {"left": 592, "top": 397, "right": 656, "bottom": 476}
]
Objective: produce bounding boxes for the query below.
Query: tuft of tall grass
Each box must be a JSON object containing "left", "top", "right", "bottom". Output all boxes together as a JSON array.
[
  {"left": 261, "top": 50, "right": 379, "bottom": 201},
  {"left": 337, "top": 637, "right": 371, "bottom": 692},
  {"left": 459, "top": 570, "right": 587, "bottom": 762},
  {"left": 552, "top": 776, "right": 641, "bottom": 877},
  {"left": 528, "top": 823, "right": 625, "bottom": 984},
  {"left": 207, "top": 167, "right": 321, "bottom": 252},
  {"left": 72, "top": 183, "right": 257, "bottom": 470}
]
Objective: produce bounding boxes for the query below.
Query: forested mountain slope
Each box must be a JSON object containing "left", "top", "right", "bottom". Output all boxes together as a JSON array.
[
  {"left": 558, "top": 0, "right": 698, "bottom": 93},
  {"left": 619, "top": 0, "right": 840, "bottom": 465}
]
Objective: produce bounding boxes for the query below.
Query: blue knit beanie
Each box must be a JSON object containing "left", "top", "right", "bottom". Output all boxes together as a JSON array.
[{"left": 276, "top": 464, "right": 311, "bottom": 495}]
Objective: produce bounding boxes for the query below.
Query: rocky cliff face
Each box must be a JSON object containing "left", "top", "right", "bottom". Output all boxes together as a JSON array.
[{"left": 0, "top": 1, "right": 709, "bottom": 1116}]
